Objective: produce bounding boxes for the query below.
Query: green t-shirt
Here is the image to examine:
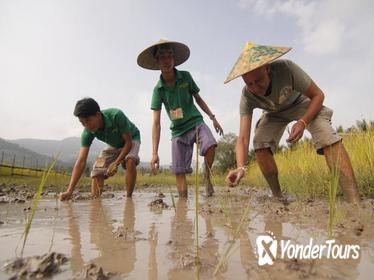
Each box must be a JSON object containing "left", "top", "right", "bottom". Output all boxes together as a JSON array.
[
  {"left": 81, "top": 108, "right": 141, "bottom": 148},
  {"left": 151, "top": 69, "right": 204, "bottom": 138},
  {"left": 240, "top": 59, "right": 312, "bottom": 115}
]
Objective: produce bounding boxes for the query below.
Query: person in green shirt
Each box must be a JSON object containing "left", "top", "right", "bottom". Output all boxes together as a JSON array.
[
  {"left": 224, "top": 42, "right": 360, "bottom": 204},
  {"left": 59, "top": 98, "right": 141, "bottom": 200},
  {"left": 137, "top": 39, "right": 223, "bottom": 197}
]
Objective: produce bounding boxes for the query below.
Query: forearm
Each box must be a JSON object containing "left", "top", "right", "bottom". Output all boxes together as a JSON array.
[
  {"left": 67, "top": 160, "right": 86, "bottom": 193},
  {"left": 301, "top": 95, "right": 324, "bottom": 124},
  {"left": 114, "top": 141, "right": 132, "bottom": 165},
  {"left": 236, "top": 136, "right": 249, "bottom": 168},
  {"left": 152, "top": 123, "right": 161, "bottom": 156},
  {"left": 300, "top": 81, "right": 325, "bottom": 125},
  {"left": 196, "top": 96, "right": 214, "bottom": 119}
]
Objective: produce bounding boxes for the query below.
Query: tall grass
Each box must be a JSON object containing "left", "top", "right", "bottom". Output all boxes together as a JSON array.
[
  {"left": 2, "top": 128, "right": 372, "bottom": 198},
  {"left": 328, "top": 160, "right": 339, "bottom": 238},
  {"left": 243, "top": 127, "right": 374, "bottom": 198},
  {"left": 18, "top": 157, "right": 58, "bottom": 256}
]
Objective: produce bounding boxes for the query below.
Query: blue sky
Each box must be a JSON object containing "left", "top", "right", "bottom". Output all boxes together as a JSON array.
[{"left": 1, "top": 0, "right": 373, "bottom": 164}]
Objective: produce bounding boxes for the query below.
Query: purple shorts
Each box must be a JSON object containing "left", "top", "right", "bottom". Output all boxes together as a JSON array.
[{"left": 171, "top": 122, "right": 217, "bottom": 175}]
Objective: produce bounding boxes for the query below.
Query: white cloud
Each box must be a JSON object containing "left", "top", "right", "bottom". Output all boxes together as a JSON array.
[
  {"left": 238, "top": 0, "right": 374, "bottom": 55},
  {"left": 303, "top": 19, "right": 344, "bottom": 54}
]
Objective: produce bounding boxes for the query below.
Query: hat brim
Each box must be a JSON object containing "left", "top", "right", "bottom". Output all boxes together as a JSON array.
[
  {"left": 224, "top": 45, "right": 291, "bottom": 84},
  {"left": 137, "top": 40, "right": 190, "bottom": 70}
]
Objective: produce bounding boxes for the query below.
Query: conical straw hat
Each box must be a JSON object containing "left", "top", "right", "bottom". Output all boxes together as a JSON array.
[
  {"left": 137, "top": 39, "right": 190, "bottom": 70},
  {"left": 224, "top": 42, "right": 291, "bottom": 83}
]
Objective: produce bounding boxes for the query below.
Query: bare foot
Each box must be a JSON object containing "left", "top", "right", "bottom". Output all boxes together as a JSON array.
[{"left": 205, "top": 179, "right": 215, "bottom": 197}]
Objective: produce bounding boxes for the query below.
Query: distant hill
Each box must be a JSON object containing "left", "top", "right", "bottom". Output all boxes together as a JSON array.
[
  {"left": 8, "top": 137, "right": 106, "bottom": 165},
  {"left": 0, "top": 138, "right": 67, "bottom": 169},
  {"left": 5, "top": 137, "right": 152, "bottom": 171}
]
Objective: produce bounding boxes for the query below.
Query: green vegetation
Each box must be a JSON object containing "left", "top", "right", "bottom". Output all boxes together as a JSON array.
[
  {"left": 19, "top": 157, "right": 57, "bottom": 256},
  {"left": 214, "top": 133, "right": 255, "bottom": 173},
  {"left": 328, "top": 156, "right": 340, "bottom": 238},
  {"left": 214, "top": 200, "right": 251, "bottom": 275},
  {"left": 0, "top": 165, "right": 74, "bottom": 189},
  {"left": 243, "top": 124, "right": 374, "bottom": 198},
  {"left": 1, "top": 121, "right": 373, "bottom": 199}
]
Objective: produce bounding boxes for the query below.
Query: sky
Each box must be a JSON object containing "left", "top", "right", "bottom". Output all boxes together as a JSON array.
[{"left": 1, "top": 0, "right": 373, "bottom": 165}]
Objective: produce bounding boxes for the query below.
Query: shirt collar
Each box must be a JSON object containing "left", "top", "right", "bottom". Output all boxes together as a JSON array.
[
  {"left": 97, "top": 111, "right": 112, "bottom": 133},
  {"left": 156, "top": 68, "right": 182, "bottom": 89}
]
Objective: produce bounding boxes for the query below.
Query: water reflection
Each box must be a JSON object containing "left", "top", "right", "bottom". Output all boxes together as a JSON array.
[
  {"left": 59, "top": 194, "right": 372, "bottom": 280},
  {"left": 65, "top": 199, "right": 137, "bottom": 275},
  {"left": 65, "top": 203, "right": 84, "bottom": 272},
  {"left": 167, "top": 199, "right": 195, "bottom": 279},
  {"left": 89, "top": 199, "right": 136, "bottom": 274},
  {"left": 148, "top": 222, "right": 158, "bottom": 280}
]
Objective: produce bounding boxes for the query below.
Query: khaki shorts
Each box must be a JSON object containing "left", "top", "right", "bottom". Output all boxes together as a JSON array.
[
  {"left": 253, "top": 98, "right": 342, "bottom": 155},
  {"left": 91, "top": 141, "right": 140, "bottom": 178}
]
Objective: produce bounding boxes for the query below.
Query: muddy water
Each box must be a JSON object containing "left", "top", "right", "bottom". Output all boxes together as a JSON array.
[{"left": 0, "top": 189, "right": 373, "bottom": 279}]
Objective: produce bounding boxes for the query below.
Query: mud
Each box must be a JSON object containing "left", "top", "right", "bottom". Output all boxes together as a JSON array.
[
  {"left": 148, "top": 198, "right": 169, "bottom": 209},
  {"left": 72, "top": 263, "right": 118, "bottom": 280},
  {"left": 0, "top": 186, "right": 373, "bottom": 279},
  {"left": 4, "top": 252, "right": 68, "bottom": 279}
]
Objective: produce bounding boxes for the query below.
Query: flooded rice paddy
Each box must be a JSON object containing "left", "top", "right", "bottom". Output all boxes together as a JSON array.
[{"left": 0, "top": 188, "right": 373, "bottom": 279}]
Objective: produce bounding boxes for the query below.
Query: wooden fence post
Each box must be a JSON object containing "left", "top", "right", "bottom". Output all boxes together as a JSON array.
[{"left": 11, "top": 154, "right": 16, "bottom": 176}]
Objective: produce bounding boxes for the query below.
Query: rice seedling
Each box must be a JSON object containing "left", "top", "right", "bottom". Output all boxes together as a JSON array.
[
  {"left": 18, "top": 157, "right": 58, "bottom": 257},
  {"left": 169, "top": 186, "right": 176, "bottom": 213},
  {"left": 194, "top": 130, "right": 200, "bottom": 279},
  {"left": 213, "top": 200, "right": 251, "bottom": 275},
  {"left": 204, "top": 160, "right": 233, "bottom": 225},
  {"left": 204, "top": 158, "right": 219, "bottom": 189},
  {"left": 327, "top": 150, "right": 340, "bottom": 239},
  {"left": 48, "top": 190, "right": 60, "bottom": 253},
  {"left": 218, "top": 190, "right": 233, "bottom": 227}
]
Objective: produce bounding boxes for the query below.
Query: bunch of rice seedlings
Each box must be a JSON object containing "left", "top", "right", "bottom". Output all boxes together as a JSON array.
[
  {"left": 213, "top": 200, "right": 251, "bottom": 275},
  {"left": 19, "top": 157, "right": 58, "bottom": 256},
  {"left": 328, "top": 153, "right": 340, "bottom": 239}
]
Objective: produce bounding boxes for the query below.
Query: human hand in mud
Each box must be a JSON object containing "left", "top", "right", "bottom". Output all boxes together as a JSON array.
[
  {"left": 150, "top": 154, "right": 159, "bottom": 175},
  {"left": 286, "top": 120, "right": 306, "bottom": 143},
  {"left": 59, "top": 191, "right": 73, "bottom": 201},
  {"left": 106, "top": 162, "right": 119, "bottom": 177},
  {"left": 225, "top": 167, "right": 246, "bottom": 187}
]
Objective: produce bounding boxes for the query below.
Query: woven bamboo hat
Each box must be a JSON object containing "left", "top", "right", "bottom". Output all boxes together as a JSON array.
[
  {"left": 137, "top": 39, "right": 190, "bottom": 70},
  {"left": 224, "top": 42, "right": 291, "bottom": 83}
]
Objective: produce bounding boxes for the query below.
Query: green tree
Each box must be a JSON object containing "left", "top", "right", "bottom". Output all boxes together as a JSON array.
[
  {"left": 214, "top": 133, "right": 237, "bottom": 173},
  {"left": 214, "top": 133, "right": 256, "bottom": 173},
  {"left": 356, "top": 119, "right": 369, "bottom": 132}
]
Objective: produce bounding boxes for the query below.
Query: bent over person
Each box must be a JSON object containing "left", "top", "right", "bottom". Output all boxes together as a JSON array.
[
  {"left": 224, "top": 42, "right": 360, "bottom": 204},
  {"left": 137, "top": 39, "right": 223, "bottom": 197},
  {"left": 59, "top": 98, "right": 141, "bottom": 200}
]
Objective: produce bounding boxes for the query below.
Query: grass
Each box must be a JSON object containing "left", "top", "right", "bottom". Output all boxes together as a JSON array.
[
  {"left": 242, "top": 127, "right": 374, "bottom": 199},
  {"left": 327, "top": 148, "right": 340, "bottom": 238},
  {"left": 1, "top": 127, "right": 373, "bottom": 199}
]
